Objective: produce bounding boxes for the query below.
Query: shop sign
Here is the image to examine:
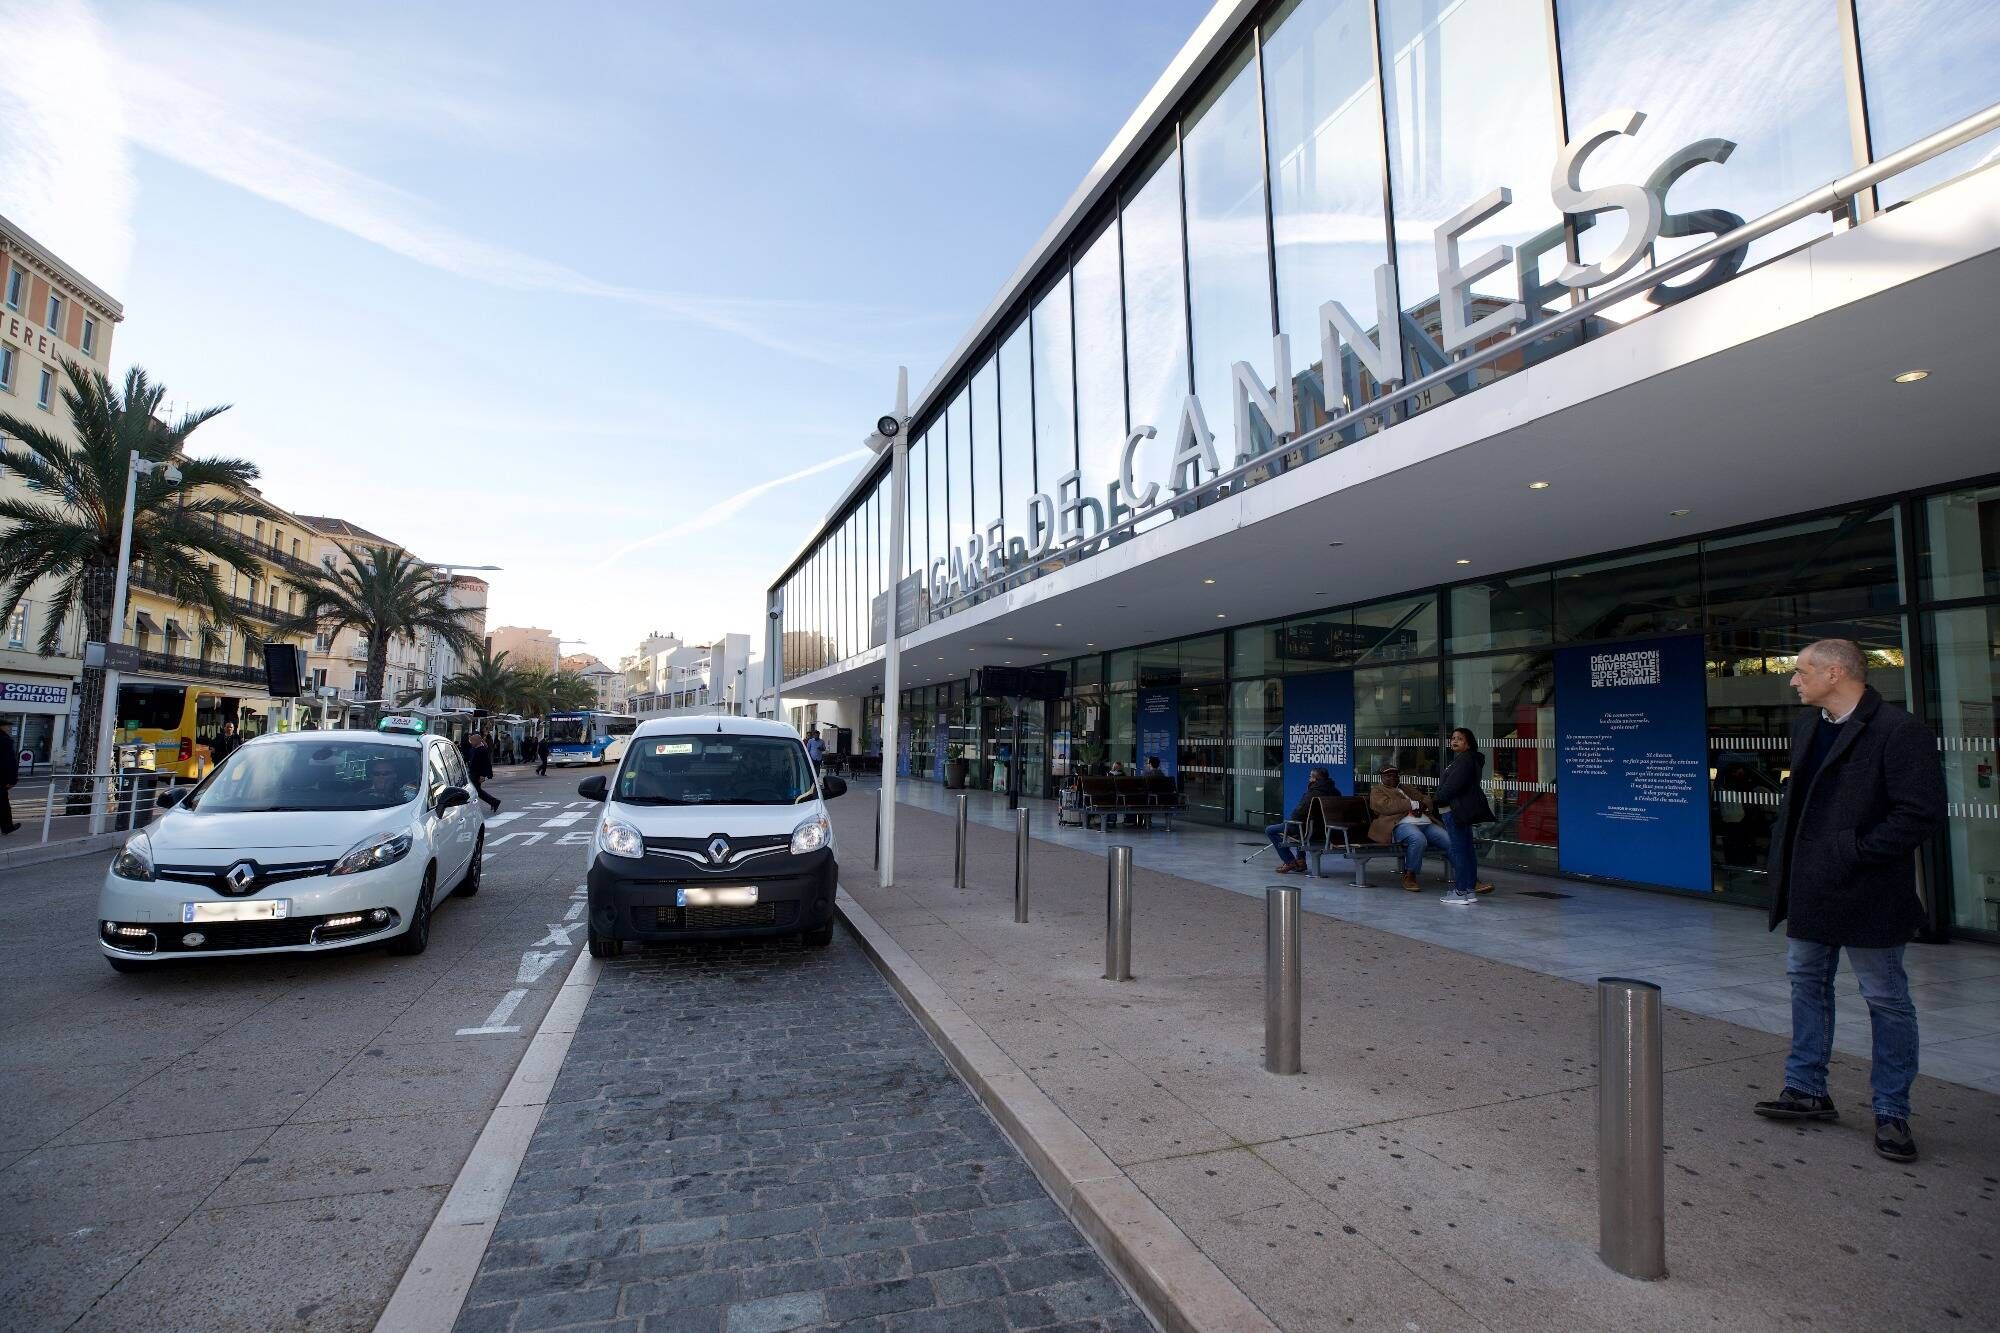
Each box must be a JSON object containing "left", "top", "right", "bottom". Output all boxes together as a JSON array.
[
  {"left": 929, "top": 110, "right": 1745, "bottom": 612},
  {"left": 1, "top": 680, "right": 70, "bottom": 707}
]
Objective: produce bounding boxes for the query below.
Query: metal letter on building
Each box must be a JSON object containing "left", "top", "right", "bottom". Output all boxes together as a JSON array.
[
  {"left": 1436, "top": 187, "right": 1525, "bottom": 352},
  {"left": 1119, "top": 426, "right": 1160, "bottom": 510},
  {"left": 1554, "top": 110, "right": 1665, "bottom": 288},
  {"left": 1055, "top": 469, "right": 1103, "bottom": 549},
  {"left": 1231, "top": 335, "right": 1297, "bottom": 464},
  {"left": 1319, "top": 264, "right": 1405, "bottom": 401},
  {"left": 1025, "top": 491, "right": 1057, "bottom": 559},
  {"left": 1168, "top": 395, "right": 1219, "bottom": 496}
]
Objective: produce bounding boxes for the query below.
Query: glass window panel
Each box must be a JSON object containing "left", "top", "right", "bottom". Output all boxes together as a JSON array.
[
  {"left": 1230, "top": 678, "right": 1286, "bottom": 826},
  {"left": 926, "top": 427, "right": 948, "bottom": 589},
  {"left": 1073, "top": 222, "right": 1127, "bottom": 537},
  {"left": 1282, "top": 609, "right": 1358, "bottom": 673},
  {"left": 1354, "top": 591, "right": 1438, "bottom": 662},
  {"left": 1553, "top": 544, "right": 1702, "bottom": 643},
  {"left": 1179, "top": 633, "right": 1226, "bottom": 683},
  {"left": 909, "top": 431, "right": 930, "bottom": 581},
  {"left": 1703, "top": 507, "right": 1903, "bottom": 630},
  {"left": 948, "top": 388, "right": 973, "bottom": 574},
  {"left": 1355, "top": 660, "right": 1442, "bottom": 786},
  {"left": 1031, "top": 276, "right": 1078, "bottom": 499},
  {"left": 1924, "top": 605, "right": 2000, "bottom": 934},
  {"left": 1184, "top": 43, "right": 1276, "bottom": 465},
  {"left": 1264, "top": 0, "right": 1396, "bottom": 434},
  {"left": 1106, "top": 649, "right": 1138, "bottom": 687},
  {"left": 1449, "top": 573, "right": 1554, "bottom": 653},
  {"left": 999, "top": 320, "right": 1035, "bottom": 559},
  {"left": 1136, "top": 643, "right": 1180, "bottom": 688},
  {"left": 1380, "top": 0, "right": 1565, "bottom": 410},
  {"left": 1557, "top": 0, "right": 1848, "bottom": 308},
  {"left": 1122, "top": 146, "right": 1191, "bottom": 530},
  {"left": 1446, "top": 651, "right": 1558, "bottom": 867},
  {"left": 971, "top": 356, "right": 1002, "bottom": 559},
  {"left": 1921, "top": 482, "right": 2000, "bottom": 602},
  {"left": 1857, "top": 0, "right": 2000, "bottom": 207},
  {"left": 1232, "top": 623, "right": 1281, "bottom": 678}
]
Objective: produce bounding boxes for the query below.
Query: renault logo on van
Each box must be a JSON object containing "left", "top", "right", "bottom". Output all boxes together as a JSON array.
[{"left": 706, "top": 837, "right": 731, "bottom": 865}]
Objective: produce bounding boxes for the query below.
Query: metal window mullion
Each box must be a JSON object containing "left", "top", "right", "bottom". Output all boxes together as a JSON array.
[
  {"left": 1541, "top": 0, "right": 1585, "bottom": 308},
  {"left": 1835, "top": 0, "right": 1879, "bottom": 223},
  {"left": 1253, "top": 20, "right": 1281, "bottom": 342},
  {"left": 1176, "top": 120, "right": 1197, "bottom": 404},
  {"left": 1364, "top": 0, "right": 1402, "bottom": 422}
]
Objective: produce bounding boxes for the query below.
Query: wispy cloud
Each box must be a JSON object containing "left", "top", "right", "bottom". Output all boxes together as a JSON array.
[{"left": 595, "top": 449, "right": 871, "bottom": 571}]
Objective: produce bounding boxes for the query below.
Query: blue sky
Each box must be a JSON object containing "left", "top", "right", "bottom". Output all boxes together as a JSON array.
[{"left": 1, "top": 0, "right": 1215, "bottom": 665}]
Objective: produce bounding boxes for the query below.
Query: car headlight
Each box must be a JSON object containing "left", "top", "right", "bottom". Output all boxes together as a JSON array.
[
  {"left": 112, "top": 833, "right": 156, "bottom": 882},
  {"left": 790, "top": 815, "right": 830, "bottom": 855},
  {"left": 597, "top": 817, "right": 644, "bottom": 860},
  {"left": 331, "top": 830, "right": 414, "bottom": 876}
]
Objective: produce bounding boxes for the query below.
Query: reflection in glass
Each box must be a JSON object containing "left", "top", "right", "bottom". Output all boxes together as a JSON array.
[
  {"left": 926, "top": 427, "right": 947, "bottom": 588},
  {"left": 1449, "top": 573, "right": 1554, "bottom": 653},
  {"left": 999, "top": 321, "right": 1035, "bottom": 560},
  {"left": 1702, "top": 507, "right": 1902, "bottom": 630},
  {"left": 1230, "top": 678, "right": 1286, "bottom": 826},
  {"left": 971, "top": 357, "right": 1001, "bottom": 563},
  {"left": 1553, "top": 544, "right": 1701, "bottom": 643},
  {"left": 1264, "top": 0, "right": 1396, "bottom": 435},
  {"left": 948, "top": 388, "right": 972, "bottom": 580},
  {"left": 1354, "top": 592, "right": 1437, "bottom": 661},
  {"left": 1925, "top": 605, "right": 2000, "bottom": 934},
  {"left": 1447, "top": 651, "right": 1558, "bottom": 868},
  {"left": 1073, "top": 223, "right": 1126, "bottom": 539},
  {"left": 1379, "top": 0, "right": 1564, "bottom": 410},
  {"left": 1921, "top": 482, "right": 2000, "bottom": 602},
  {"left": 1122, "top": 145, "right": 1191, "bottom": 531},
  {"left": 1856, "top": 0, "right": 2000, "bottom": 207},
  {"left": 1031, "top": 277, "right": 1078, "bottom": 504},
  {"left": 1184, "top": 43, "right": 1275, "bottom": 467},
  {"left": 1355, "top": 660, "right": 1441, "bottom": 785},
  {"left": 1557, "top": 0, "right": 1846, "bottom": 313},
  {"left": 908, "top": 432, "right": 930, "bottom": 580}
]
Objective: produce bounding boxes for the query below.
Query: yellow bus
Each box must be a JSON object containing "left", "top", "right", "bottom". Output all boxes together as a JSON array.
[{"left": 112, "top": 681, "right": 280, "bottom": 778}]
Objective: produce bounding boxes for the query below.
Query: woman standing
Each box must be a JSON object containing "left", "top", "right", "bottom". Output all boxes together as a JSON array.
[{"left": 1432, "top": 727, "right": 1496, "bottom": 905}]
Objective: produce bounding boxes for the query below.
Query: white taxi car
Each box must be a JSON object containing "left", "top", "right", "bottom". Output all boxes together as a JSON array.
[
  {"left": 97, "top": 717, "right": 485, "bottom": 972},
  {"left": 577, "top": 716, "right": 846, "bottom": 956}
]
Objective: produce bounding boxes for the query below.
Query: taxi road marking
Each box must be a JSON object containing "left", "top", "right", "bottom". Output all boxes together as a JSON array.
[
  {"left": 490, "top": 831, "right": 545, "bottom": 847},
  {"left": 540, "top": 810, "right": 587, "bottom": 828},
  {"left": 564, "top": 901, "right": 585, "bottom": 922},
  {"left": 517, "top": 950, "right": 566, "bottom": 985},
  {"left": 457, "top": 988, "right": 527, "bottom": 1036},
  {"left": 532, "top": 922, "right": 581, "bottom": 948},
  {"left": 484, "top": 812, "right": 523, "bottom": 828}
]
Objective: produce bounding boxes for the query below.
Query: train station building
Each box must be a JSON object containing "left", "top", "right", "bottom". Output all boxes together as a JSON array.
[{"left": 768, "top": 0, "right": 2000, "bottom": 939}]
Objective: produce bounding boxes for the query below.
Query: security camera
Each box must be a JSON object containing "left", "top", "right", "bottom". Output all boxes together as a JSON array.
[
  {"left": 876, "top": 415, "right": 900, "bottom": 439},
  {"left": 162, "top": 465, "right": 182, "bottom": 484}
]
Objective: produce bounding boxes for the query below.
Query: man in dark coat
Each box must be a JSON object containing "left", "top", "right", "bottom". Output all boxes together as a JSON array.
[
  {"left": 208, "top": 721, "right": 243, "bottom": 768},
  {"left": 1754, "top": 639, "right": 1944, "bottom": 1163},
  {"left": 462, "top": 733, "right": 501, "bottom": 812},
  {"left": 1266, "top": 767, "right": 1341, "bottom": 874},
  {"left": 0, "top": 719, "right": 20, "bottom": 835},
  {"left": 535, "top": 736, "right": 549, "bottom": 777}
]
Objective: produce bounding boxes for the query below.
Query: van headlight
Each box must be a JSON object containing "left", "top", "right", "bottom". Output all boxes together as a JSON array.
[
  {"left": 597, "top": 817, "right": 644, "bottom": 860},
  {"left": 331, "top": 830, "right": 413, "bottom": 876},
  {"left": 790, "top": 815, "right": 830, "bottom": 855},
  {"left": 112, "top": 833, "right": 156, "bottom": 882}
]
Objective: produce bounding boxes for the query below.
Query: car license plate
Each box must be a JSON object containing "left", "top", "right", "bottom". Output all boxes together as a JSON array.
[
  {"left": 676, "top": 886, "right": 758, "bottom": 907},
  {"left": 183, "top": 900, "right": 289, "bottom": 923}
]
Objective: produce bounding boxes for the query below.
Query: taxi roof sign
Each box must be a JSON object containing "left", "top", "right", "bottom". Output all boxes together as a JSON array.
[{"left": 378, "top": 714, "right": 428, "bottom": 734}]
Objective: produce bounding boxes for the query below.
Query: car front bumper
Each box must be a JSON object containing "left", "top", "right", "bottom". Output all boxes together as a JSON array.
[
  {"left": 97, "top": 858, "right": 427, "bottom": 962},
  {"left": 587, "top": 848, "right": 836, "bottom": 942}
]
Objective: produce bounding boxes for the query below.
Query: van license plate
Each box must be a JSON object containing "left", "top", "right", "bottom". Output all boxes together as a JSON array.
[
  {"left": 676, "top": 886, "right": 757, "bottom": 907},
  {"left": 183, "top": 900, "right": 290, "bottom": 923}
]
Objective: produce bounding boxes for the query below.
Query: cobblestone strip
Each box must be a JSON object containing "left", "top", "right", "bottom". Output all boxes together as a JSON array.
[{"left": 453, "top": 931, "right": 1149, "bottom": 1333}]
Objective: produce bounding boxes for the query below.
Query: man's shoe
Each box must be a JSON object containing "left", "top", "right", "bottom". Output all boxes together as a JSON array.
[
  {"left": 1440, "top": 890, "right": 1477, "bottom": 906},
  {"left": 1400, "top": 871, "right": 1420, "bottom": 891},
  {"left": 1474, "top": 881, "right": 1495, "bottom": 895},
  {"left": 1875, "top": 1117, "right": 1918, "bottom": 1162},
  {"left": 1275, "top": 861, "right": 1303, "bottom": 874},
  {"left": 1753, "top": 1088, "right": 1839, "bottom": 1122}
]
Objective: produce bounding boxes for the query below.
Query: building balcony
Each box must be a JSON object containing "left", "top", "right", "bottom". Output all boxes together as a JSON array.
[{"left": 124, "top": 648, "right": 272, "bottom": 689}]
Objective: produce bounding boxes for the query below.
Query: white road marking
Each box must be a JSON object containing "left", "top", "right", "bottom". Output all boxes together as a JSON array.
[
  {"left": 565, "top": 800, "right": 595, "bottom": 809},
  {"left": 564, "top": 901, "right": 585, "bottom": 922},
  {"left": 532, "top": 922, "right": 581, "bottom": 948},
  {"left": 484, "top": 812, "right": 523, "bottom": 828},
  {"left": 517, "top": 950, "right": 566, "bottom": 984},
  {"left": 457, "top": 988, "right": 528, "bottom": 1036},
  {"left": 540, "top": 810, "right": 587, "bottom": 828},
  {"left": 557, "top": 831, "right": 593, "bottom": 846},
  {"left": 490, "top": 831, "right": 546, "bottom": 847},
  {"left": 528, "top": 801, "right": 558, "bottom": 809}
]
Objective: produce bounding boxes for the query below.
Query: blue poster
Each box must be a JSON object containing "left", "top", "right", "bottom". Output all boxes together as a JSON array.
[
  {"left": 932, "top": 708, "right": 949, "bottom": 783},
  {"left": 1555, "top": 634, "right": 1712, "bottom": 892},
  {"left": 1282, "top": 671, "right": 1354, "bottom": 812},
  {"left": 896, "top": 715, "right": 911, "bottom": 778},
  {"left": 1136, "top": 689, "right": 1178, "bottom": 777}
]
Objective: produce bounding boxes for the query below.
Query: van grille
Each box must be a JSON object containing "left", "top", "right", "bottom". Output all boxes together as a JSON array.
[{"left": 634, "top": 903, "right": 789, "bottom": 931}]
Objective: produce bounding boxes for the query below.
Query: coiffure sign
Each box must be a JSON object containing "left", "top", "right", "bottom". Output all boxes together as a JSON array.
[{"left": 930, "top": 110, "right": 1741, "bottom": 611}]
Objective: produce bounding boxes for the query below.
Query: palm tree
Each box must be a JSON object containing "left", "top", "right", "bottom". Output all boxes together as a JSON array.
[
  {"left": 274, "top": 543, "right": 481, "bottom": 725},
  {"left": 0, "top": 361, "right": 268, "bottom": 776},
  {"left": 509, "top": 666, "right": 598, "bottom": 718},
  {"left": 397, "top": 642, "right": 519, "bottom": 711}
]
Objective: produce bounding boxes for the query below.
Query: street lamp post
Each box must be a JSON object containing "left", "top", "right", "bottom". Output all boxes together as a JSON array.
[
  {"left": 425, "top": 562, "right": 500, "bottom": 710},
  {"left": 870, "top": 368, "right": 910, "bottom": 887},
  {"left": 91, "top": 450, "right": 181, "bottom": 833}
]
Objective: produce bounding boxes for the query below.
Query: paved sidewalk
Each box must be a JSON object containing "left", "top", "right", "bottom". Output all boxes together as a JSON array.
[
  {"left": 454, "top": 933, "right": 1148, "bottom": 1333},
  {"left": 834, "top": 796, "right": 2000, "bottom": 1330},
  {"left": 857, "top": 780, "right": 2000, "bottom": 1095}
]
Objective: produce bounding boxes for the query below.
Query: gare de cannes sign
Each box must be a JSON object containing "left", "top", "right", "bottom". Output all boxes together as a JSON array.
[{"left": 929, "top": 109, "right": 1742, "bottom": 611}]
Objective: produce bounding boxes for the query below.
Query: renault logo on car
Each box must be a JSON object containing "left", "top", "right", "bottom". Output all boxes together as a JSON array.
[
  {"left": 706, "top": 837, "right": 731, "bottom": 865},
  {"left": 224, "top": 861, "right": 258, "bottom": 893}
]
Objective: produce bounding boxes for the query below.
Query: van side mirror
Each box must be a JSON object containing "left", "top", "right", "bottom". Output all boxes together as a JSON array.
[
  {"left": 820, "top": 775, "right": 847, "bottom": 800},
  {"left": 578, "top": 775, "right": 608, "bottom": 802},
  {"left": 155, "top": 786, "right": 188, "bottom": 810}
]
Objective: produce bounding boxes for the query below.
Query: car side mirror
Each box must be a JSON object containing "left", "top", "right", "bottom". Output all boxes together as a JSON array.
[
  {"left": 820, "top": 775, "right": 847, "bottom": 800},
  {"left": 578, "top": 775, "right": 608, "bottom": 802},
  {"left": 437, "top": 785, "right": 472, "bottom": 811},
  {"left": 155, "top": 786, "right": 188, "bottom": 810}
]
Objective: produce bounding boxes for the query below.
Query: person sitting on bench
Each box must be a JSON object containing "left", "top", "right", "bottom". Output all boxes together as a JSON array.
[
  {"left": 1368, "top": 766, "right": 1451, "bottom": 892},
  {"left": 1269, "top": 767, "right": 1341, "bottom": 874}
]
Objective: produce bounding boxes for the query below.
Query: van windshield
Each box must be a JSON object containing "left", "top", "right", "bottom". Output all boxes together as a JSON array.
[{"left": 615, "top": 735, "right": 814, "bottom": 806}]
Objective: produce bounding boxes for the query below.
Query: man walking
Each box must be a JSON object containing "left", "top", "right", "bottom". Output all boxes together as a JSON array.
[
  {"left": 209, "top": 720, "right": 243, "bottom": 768},
  {"left": 535, "top": 735, "right": 549, "bottom": 777},
  {"left": 1754, "top": 639, "right": 1944, "bottom": 1162},
  {"left": 0, "top": 719, "right": 20, "bottom": 835},
  {"left": 805, "top": 731, "right": 825, "bottom": 770},
  {"left": 462, "top": 732, "right": 501, "bottom": 812}
]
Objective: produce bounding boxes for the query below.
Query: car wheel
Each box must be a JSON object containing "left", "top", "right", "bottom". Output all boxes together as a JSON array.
[
  {"left": 105, "top": 955, "right": 152, "bottom": 974},
  {"left": 587, "top": 927, "right": 622, "bottom": 958},
  {"left": 453, "top": 833, "right": 484, "bottom": 897},
  {"left": 387, "top": 869, "right": 436, "bottom": 956},
  {"left": 801, "top": 922, "right": 835, "bottom": 948}
]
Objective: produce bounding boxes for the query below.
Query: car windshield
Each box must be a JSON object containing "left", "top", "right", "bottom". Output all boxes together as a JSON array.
[
  {"left": 614, "top": 735, "right": 814, "bottom": 806},
  {"left": 186, "top": 742, "right": 425, "bottom": 812}
]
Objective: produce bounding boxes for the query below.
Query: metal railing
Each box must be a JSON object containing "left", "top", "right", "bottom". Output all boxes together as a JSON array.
[{"left": 12, "top": 770, "right": 178, "bottom": 847}]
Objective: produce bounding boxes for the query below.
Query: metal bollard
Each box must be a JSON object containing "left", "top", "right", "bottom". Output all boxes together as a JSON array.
[
  {"left": 953, "top": 794, "right": 969, "bottom": 889},
  {"left": 1013, "top": 809, "right": 1030, "bottom": 923},
  {"left": 1264, "top": 886, "right": 1302, "bottom": 1075},
  {"left": 1598, "top": 977, "right": 1666, "bottom": 1280},
  {"left": 1104, "top": 846, "right": 1133, "bottom": 981}
]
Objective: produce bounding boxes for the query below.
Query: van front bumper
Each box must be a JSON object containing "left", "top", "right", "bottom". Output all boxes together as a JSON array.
[{"left": 587, "top": 848, "right": 836, "bottom": 942}]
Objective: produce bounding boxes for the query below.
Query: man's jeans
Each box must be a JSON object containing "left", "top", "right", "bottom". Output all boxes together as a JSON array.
[
  {"left": 1392, "top": 821, "right": 1451, "bottom": 874},
  {"left": 1442, "top": 813, "right": 1478, "bottom": 895},
  {"left": 1784, "top": 938, "right": 1919, "bottom": 1121},
  {"left": 1265, "top": 822, "right": 1300, "bottom": 867}
]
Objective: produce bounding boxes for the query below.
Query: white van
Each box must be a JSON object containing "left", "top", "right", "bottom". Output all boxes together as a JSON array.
[{"left": 577, "top": 716, "right": 847, "bottom": 955}]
